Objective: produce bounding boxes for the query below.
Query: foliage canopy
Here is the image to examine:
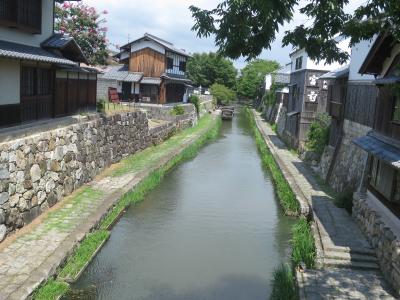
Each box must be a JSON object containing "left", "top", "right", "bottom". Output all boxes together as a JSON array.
[
  {"left": 210, "top": 83, "right": 236, "bottom": 105},
  {"left": 187, "top": 52, "right": 237, "bottom": 88},
  {"left": 55, "top": 2, "right": 109, "bottom": 65},
  {"left": 237, "top": 59, "right": 279, "bottom": 99},
  {"left": 190, "top": 0, "right": 400, "bottom": 64}
]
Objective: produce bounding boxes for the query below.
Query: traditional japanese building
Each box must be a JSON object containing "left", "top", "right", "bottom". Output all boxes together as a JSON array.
[
  {"left": 351, "top": 32, "right": 400, "bottom": 293},
  {"left": 0, "top": 0, "right": 97, "bottom": 128},
  {"left": 101, "top": 33, "right": 192, "bottom": 103},
  {"left": 283, "top": 38, "right": 350, "bottom": 149}
]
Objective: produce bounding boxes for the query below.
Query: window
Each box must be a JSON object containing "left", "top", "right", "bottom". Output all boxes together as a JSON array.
[
  {"left": 295, "top": 57, "right": 303, "bottom": 70},
  {"left": 21, "top": 67, "right": 52, "bottom": 97},
  {"left": 393, "top": 96, "right": 400, "bottom": 123},
  {"left": 369, "top": 157, "right": 396, "bottom": 201},
  {"left": 167, "top": 57, "right": 174, "bottom": 69},
  {"left": 0, "top": 0, "right": 42, "bottom": 33},
  {"left": 179, "top": 61, "right": 186, "bottom": 72}
]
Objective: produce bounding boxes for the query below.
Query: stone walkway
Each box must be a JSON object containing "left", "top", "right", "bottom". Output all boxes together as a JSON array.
[
  {"left": 252, "top": 111, "right": 395, "bottom": 299},
  {"left": 0, "top": 118, "right": 216, "bottom": 300}
]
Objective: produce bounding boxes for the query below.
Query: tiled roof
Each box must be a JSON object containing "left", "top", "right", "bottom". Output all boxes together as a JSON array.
[
  {"left": 121, "top": 33, "right": 191, "bottom": 57},
  {"left": 101, "top": 65, "right": 143, "bottom": 82},
  {"left": 0, "top": 40, "right": 75, "bottom": 65},
  {"left": 42, "top": 34, "right": 74, "bottom": 49},
  {"left": 319, "top": 65, "right": 350, "bottom": 79},
  {"left": 353, "top": 133, "right": 400, "bottom": 169},
  {"left": 141, "top": 77, "right": 162, "bottom": 85},
  {"left": 41, "top": 34, "right": 87, "bottom": 63},
  {"left": 161, "top": 73, "right": 191, "bottom": 83}
]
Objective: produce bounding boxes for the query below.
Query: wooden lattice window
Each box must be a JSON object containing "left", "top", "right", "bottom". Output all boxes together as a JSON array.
[{"left": 392, "top": 96, "right": 400, "bottom": 123}]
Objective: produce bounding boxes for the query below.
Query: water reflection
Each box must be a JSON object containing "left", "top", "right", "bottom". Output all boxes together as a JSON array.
[{"left": 72, "top": 109, "right": 295, "bottom": 300}]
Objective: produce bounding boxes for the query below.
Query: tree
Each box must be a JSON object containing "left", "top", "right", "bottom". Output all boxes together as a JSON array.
[
  {"left": 210, "top": 83, "right": 236, "bottom": 105},
  {"left": 190, "top": 1, "right": 400, "bottom": 64},
  {"left": 187, "top": 52, "right": 237, "bottom": 88},
  {"left": 237, "top": 59, "right": 279, "bottom": 99},
  {"left": 55, "top": 2, "right": 109, "bottom": 65}
]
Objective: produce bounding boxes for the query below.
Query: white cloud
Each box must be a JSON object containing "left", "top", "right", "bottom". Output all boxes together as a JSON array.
[{"left": 81, "top": 0, "right": 366, "bottom": 70}]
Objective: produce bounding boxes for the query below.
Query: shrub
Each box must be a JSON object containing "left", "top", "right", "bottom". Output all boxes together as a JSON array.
[
  {"left": 291, "top": 218, "right": 316, "bottom": 268},
  {"left": 189, "top": 95, "right": 201, "bottom": 115},
  {"left": 306, "top": 113, "right": 330, "bottom": 155},
  {"left": 270, "top": 264, "right": 297, "bottom": 300},
  {"left": 171, "top": 105, "right": 185, "bottom": 116},
  {"left": 210, "top": 83, "right": 236, "bottom": 105},
  {"left": 334, "top": 188, "right": 353, "bottom": 214},
  {"left": 96, "top": 99, "right": 106, "bottom": 113}
]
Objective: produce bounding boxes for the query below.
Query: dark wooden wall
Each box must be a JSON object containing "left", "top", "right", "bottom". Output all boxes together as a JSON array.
[
  {"left": 54, "top": 73, "right": 96, "bottom": 117},
  {"left": 166, "top": 83, "right": 185, "bottom": 103},
  {"left": 374, "top": 86, "right": 400, "bottom": 140},
  {"left": 0, "top": 104, "right": 20, "bottom": 127},
  {"left": 129, "top": 48, "right": 165, "bottom": 77},
  {"left": 344, "top": 83, "right": 378, "bottom": 127}
]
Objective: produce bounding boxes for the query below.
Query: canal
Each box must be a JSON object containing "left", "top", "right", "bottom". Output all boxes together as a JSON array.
[{"left": 71, "top": 109, "right": 295, "bottom": 300}]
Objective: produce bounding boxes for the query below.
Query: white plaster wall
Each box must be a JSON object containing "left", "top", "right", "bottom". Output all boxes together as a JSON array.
[
  {"left": 0, "top": 58, "right": 20, "bottom": 105},
  {"left": 0, "top": 0, "right": 54, "bottom": 47},
  {"left": 131, "top": 40, "right": 165, "bottom": 55},
  {"left": 291, "top": 39, "right": 350, "bottom": 72},
  {"left": 349, "top": 37, "right": 377, "bottom": 82},
  {"left": 265, "top": 74, "right": 272, "bottom": 90}
]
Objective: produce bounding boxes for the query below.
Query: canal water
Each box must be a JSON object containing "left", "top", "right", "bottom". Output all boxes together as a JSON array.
[{"left": 71, "top": 109, "right": 295, "bottom": 300}]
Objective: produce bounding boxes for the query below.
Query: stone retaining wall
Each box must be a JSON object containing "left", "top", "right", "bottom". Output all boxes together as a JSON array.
[
  {"left": 0, "top": 111, "right": 177, "bottom": 241},
  {"left": 353, "top": 192, "right": 400, "bottom": 295},
  {"left": 318, "top": 119, "right": 370, "bottom": 193},
  {"left": 135, "top": 103, "right": 197, "bottom": 129}
]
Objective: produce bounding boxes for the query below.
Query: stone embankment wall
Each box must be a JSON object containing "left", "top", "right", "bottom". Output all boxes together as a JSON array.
[
  {"left": 317, "top": 119, "right": 370, "bottom": 192},
  {"left": 353, "top": 192, "right": 400, "bottom": 295},
  {"left": 135, "top": 103, "right": 197, "bottom": 129},
  {"left": 0, "top": 111, "right": 184, "bottom": 241}
]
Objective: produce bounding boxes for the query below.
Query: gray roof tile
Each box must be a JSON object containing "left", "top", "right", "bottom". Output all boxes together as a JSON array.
[
  {"left": 0, "top": 40, "right": 75, "bottom": 65},
  {"left": 141, "top": 77, "right": 162, "bottom": 85},
  {"left": 101, "top": 65, "right": 143, "bottom": 82}
]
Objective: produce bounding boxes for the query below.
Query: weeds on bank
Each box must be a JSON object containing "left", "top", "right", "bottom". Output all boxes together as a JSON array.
[
  {"left": 58, "top": 230, "right": 110, "bottom": 281},
  {"left": 100, "top": 116, "right": 221, "bottom": 230},
  {"left": 32, "top": 280, "right": 70, "bottom": 300},
  {"left": 245, "top": 108, "right": 300, "bottom": 215},
  {"left": 33, "top": 116, "right": 221, "bottom": 299},
  {"left": 291, "top": 218, "right": 316, "bottom": 268},
  {"left": 270, "top": 263, "right": 297, "bottom": 300}
]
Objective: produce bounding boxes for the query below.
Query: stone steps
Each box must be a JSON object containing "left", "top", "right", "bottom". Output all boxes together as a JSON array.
[
  {"left": 324, "top": 250, "right": 378, "bottom": 263},
  {"left": 324, "top": 258, "right": 380, "bottom": 270},
  {"left": 325, "top": 246, "right": 376, "bottom": 256}
]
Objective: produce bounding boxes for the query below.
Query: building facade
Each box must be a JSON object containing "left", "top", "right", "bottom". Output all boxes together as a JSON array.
[
  {"left": 317, "top": 38, "right": 379, "bottom": 193},
  {"left": 100, "top": 33, "right": 191, "bottom": 104},
  {"left": 352, "top": 33, "right": 400, "bottom": 293},
  {"left": 0, "top": 0, "right": 97, "bottom": 128},
  {"left": 283, "top": 40, "right": 349, "bottom": 149}
]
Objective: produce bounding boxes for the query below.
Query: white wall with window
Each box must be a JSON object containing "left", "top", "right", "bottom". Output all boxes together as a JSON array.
[{"left": 0, "top": 0, "right": 54, "bottom": 47}]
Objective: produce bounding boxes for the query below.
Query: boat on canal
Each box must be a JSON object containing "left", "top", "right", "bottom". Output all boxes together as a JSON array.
[{"left": 221, "top": 106, "right": 235, "bottom": 120}]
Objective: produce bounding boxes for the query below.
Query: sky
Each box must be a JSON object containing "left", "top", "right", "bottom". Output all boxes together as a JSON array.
[{"left": 83, "top": 0, "right": 366, "bottom": 70}]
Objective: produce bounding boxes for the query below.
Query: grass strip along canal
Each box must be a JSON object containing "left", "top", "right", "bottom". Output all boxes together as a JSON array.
[
  {"left": 34, "top": 108, "right": 314, "bottom": 300},
  {"left": 245, "top": 108, "right": 316, "bottom": 300},
  {"left": 33, "top": 115, "right": 222, "bottom": 300}
]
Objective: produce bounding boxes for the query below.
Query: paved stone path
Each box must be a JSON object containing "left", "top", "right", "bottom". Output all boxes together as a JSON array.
[
  {"left": 0, "top": 119, "right": 216, "bottom": 300},
  {"left": 252, "top": 111, "right": 395, "bottom": 299}
]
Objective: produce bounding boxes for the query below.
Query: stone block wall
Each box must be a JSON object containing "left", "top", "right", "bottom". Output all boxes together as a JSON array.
[
  {"left": 0, "top": 111, "right": 178, "bottom": 241},
  {"left": 353, "top": 192, "right": 400, "bottom": 295},
  {"left": 97, "top": 78, "right": 117, "bottom": 101},
  {"left": 135, "top": 103, "right": 197, "bottom": 128},
  {"left": 318, "top": 119, "right": 370, "bottom": 193}
]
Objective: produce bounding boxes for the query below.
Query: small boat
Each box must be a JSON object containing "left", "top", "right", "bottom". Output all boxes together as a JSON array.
[{"left": 221, "top": 106, "right": 235, "bottom": 120}]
